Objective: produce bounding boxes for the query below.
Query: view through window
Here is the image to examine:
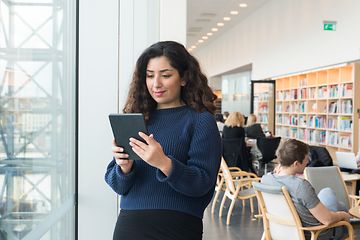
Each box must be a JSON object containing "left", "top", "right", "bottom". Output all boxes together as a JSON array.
[{"left": 0, "top": 0, "right": 77, "bottom": 239}]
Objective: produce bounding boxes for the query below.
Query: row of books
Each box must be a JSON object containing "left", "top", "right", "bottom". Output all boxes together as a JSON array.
[
  {"left": 276, "top": 83, "right": 353, "bottom": 100},
  {"left": 276, "top": 115, "right": 352, "bottom": 131},
  {"left": 276, "top": 127, "right": 352, "bottom": 148},
  {"left": 276, "top": 100, "right": 353, "bottom": 114}
]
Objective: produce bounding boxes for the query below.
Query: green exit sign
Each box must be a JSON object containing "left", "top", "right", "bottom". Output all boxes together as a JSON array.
[{"left": 323, "top": 21, "right": 337, "bottom": 31}]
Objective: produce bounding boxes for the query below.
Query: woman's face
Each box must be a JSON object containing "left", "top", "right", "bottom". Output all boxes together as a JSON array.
[{"left": 146, "top": 56, "right": 184, "bottom": 109}]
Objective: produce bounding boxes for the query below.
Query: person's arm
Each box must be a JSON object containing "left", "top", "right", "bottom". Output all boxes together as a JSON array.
[
  {"left": 298, "top": 180, "right": 351, "bottom": 226},
  {"left": 156, "top": 112, "right": 222, "bottom": 197},
  {"left": 309, "top": 202, "right": 351, "bottom": 225},
  {"left": 104, "top": 159, "right": 138, "bottom": 195}
]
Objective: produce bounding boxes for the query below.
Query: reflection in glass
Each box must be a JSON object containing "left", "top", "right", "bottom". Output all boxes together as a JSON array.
[{"left": 0, "top": 0, "right": 76, "bottom": 239}]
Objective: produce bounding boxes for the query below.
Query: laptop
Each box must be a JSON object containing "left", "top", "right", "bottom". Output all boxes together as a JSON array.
[{"left": 335, "top": 151, "right": 358, "bottom": 170}]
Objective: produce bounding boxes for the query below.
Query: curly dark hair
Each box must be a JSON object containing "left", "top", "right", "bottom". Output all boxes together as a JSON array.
[{"left": 123, "top": 41, "right": 217, "bottom": 120}]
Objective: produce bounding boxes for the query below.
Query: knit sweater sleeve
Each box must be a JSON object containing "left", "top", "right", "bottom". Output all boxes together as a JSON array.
[
  {"left": 156, "top": 112, "right": 221, "bottom": 197},
  {"left": 104, "top": 158, "right": 137, "bottom": 195}
]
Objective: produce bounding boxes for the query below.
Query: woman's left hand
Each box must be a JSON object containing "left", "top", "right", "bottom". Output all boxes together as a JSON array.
[{"left": 129, "top": 132, "right": 172, "bottom": 176}]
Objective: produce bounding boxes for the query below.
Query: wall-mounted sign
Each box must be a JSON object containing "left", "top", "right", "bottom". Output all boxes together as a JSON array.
[{"left": 323, "top": 21, "right": 337, "bottom": 31}]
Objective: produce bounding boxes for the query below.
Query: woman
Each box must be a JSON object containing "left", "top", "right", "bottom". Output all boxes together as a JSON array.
[
  {"left": 105, "top": 41, "right": 221, "bottom": 240},
  {"left": 222, "top": 111, "right": 246, "bottom": 139},
  {"left": 244, "top": 113, "right": 265, "bottom": 139}
]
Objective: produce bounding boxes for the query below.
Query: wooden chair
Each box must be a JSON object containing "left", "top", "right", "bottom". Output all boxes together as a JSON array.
[
  {"left": 253, "top": 182, "right": 354, "bottom": 240},
  {"left": 219, "top": 158, "right": 260, "bottom": 225},
  {"left": 211, "top": 162, "right": 243, "bottom": 214},
  {"left": 304, "top": 166, "right": 360, "bottom": 209}
]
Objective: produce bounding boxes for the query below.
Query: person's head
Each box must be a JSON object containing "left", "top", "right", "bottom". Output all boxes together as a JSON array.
[
  {"left": 224, "top": 112, "right": 245, "bottom": 127},
  {"left": 277, "top": 139, "right": 310, "bottom": 172},
  {"left": 123, "top": 41, "right": 217, "bottom": 120},
  {"left": 246, "top": 114, "right": 257, "bottom": 127},
  {"left": 215, "top": 113, "right": 224, "bottom": 123}
]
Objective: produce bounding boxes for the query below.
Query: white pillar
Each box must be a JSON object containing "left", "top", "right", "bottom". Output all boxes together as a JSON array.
[
  {"left": 159, "top": 0, "right": 187, "bottom": 45},
  {"left": 78, "top": 0, "right": 118, "bottom": 239},
  {"left": 119, "top": 0, "right": 187, "bottom": 107}
]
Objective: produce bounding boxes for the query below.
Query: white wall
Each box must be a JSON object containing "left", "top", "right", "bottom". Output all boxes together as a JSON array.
[
  {"left": 78, "top": 0, "right": 118, "bottom": 239},
  {"left": 194, "top": 0, "right": 360, "bottom": 79}
]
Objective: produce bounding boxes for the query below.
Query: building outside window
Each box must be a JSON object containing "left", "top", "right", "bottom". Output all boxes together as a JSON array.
[{"left": 0, "top": 0, "right": 77, "bottom": 239}]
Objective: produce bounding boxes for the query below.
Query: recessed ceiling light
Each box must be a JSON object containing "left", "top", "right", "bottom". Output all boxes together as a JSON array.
[
  {"left": 198, "top": 39, "right": 204, "bottom": 43},
  {"left": 211, "top": 28, "right": 218, "bottom": 32},
  {"left": 217, "top": 22, "right": 224, "bottom": 27},
  {"left": 207, "top": 32, "right": 213, "bottom": 36},
  {"left": 223, "top": 17, "right": 231, "bottom": 21},
  {"left": 202, "top": 36, "right": 208, "bottom": 40},
  {"left": 230, "top": 11, "right": 239, "bottom": 15},
  {"left": 239, "top": 3, "right": 247, "bottom": 8},
  {"left": 191, "top": 45, "right": 196, "bottom": 49}
]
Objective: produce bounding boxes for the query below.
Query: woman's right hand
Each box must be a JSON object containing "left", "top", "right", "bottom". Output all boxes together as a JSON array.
[{"left": 112, "top": 139, "right": 134, "bottom": 174}]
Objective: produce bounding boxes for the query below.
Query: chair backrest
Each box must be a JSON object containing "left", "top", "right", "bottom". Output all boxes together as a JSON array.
[
  {"left": 304, "top": 166, "right": 350, "bottom": 210},
  {"left": 245, "top": 123, "right": 265, "bottom": 139},
  {"left": 256, "top": 137, "right": 281, "bottom": 163},
  {"left": 252, "top": 182, "right": 305, "bottom": 240},
  {"left": 308, "top": 146, "right": 333, "bottom": 167},
  {"left": 222, "top": 138, "right": 251, "bottom": 171},
  {"left": 220, "top": 158, "right": 237, "bottom": 193}
]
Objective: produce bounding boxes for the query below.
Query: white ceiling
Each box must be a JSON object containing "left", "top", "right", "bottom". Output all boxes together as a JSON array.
[{"left": 186, "top": 0, "right": 270, "bottom": 51}]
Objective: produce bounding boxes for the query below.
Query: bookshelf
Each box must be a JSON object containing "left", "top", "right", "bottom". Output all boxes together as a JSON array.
[{"left": 275, "top": 63, "right": 360, "bottom": 160}]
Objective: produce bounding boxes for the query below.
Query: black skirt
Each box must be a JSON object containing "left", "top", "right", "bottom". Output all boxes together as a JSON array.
[{"left": 113, "top": 209, "right": 203, "bottom": 240}]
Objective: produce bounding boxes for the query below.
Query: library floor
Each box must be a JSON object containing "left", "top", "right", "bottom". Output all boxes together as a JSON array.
[{"left": 203, "top": 194, "right": 360, "bottom": 240}]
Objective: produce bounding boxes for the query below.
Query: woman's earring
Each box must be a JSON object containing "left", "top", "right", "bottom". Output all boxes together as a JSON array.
[{"left": 181, "top": 82, "right": 186, "bottom": 86}]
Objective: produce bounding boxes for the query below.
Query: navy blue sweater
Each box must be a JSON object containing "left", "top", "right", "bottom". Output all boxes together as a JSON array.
[{"left": 105, "top": 106, "right": 222, "bottom": 218}]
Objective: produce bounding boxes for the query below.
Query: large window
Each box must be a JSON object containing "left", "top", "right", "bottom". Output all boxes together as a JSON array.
[
  {"left": 221, "top": 71, "right": 251, "bottom": 115},
  {"left": 0, "top": 0, "right": 77, "bottom": 239}
]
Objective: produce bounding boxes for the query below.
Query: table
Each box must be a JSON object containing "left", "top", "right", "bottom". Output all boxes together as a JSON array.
[{"left": 341, "top": 172, "right": 360, "bottom": 195}]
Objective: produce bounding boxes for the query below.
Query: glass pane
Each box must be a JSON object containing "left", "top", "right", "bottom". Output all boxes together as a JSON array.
[
  {"left": 0, "top": 0, "right": 76, "bottom": 239},
  {"left": 253, "top": 82, "right": 275, "bottom": 133},
  {"left": 221, "top": 71, "right": 251, "bottom": 115}
]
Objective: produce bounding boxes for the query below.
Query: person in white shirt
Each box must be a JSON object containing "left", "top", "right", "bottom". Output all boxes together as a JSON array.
[{"left": 215, "top": 113, "right": 225, "bottom": 135}]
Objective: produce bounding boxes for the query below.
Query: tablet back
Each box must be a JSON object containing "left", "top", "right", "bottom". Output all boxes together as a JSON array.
[{"left": 109, "top": 113, "right": 148, "bottom": 160}]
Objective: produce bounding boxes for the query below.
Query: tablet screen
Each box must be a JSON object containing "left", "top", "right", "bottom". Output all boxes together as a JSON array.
[{"left": 109, "top": 113, "right": 148, "bottom": 160}]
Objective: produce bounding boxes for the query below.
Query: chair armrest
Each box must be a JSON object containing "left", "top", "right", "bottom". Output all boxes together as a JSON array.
[
  {"left": 229, "top": 167, "right": 242, "bottom": 172},
  {"left": 233, "top": 177, "right": 261, "bottom": 185},
  {"left": 232, "top": 171, "right": 259, "bottom": 178},
  {"left": 301, "top": 221, "right": 353, "bottom": 239}
]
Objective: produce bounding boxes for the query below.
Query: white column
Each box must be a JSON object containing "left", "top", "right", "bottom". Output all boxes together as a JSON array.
[
  {"left": 119, "top": 0, "right": 186, "bottom": 107},
  {"left": 159, "top": 0, "right": 187, "bottom": 45},
  {"left": 119, "top": 0, "right": 160, "bottom": 107},
  {"left": 78, "top": 0, "right": 118, "bottom": 239}
]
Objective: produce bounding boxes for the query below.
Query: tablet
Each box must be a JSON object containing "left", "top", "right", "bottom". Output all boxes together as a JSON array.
[{"left": 109, "top": 113, "right": 148, "bottom": 160}]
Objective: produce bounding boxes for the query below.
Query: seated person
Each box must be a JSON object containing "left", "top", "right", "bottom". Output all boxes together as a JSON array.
[
  {"left": 245, "top": 114, "right": 265, "bottom": 139},
  {"left": 262, "top": 139, "right": 351, "bottom": 240},
  {"left": 222, "top": 112, "right": 245, "bottom": 139}
]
